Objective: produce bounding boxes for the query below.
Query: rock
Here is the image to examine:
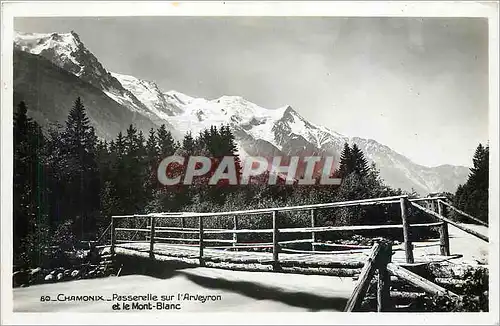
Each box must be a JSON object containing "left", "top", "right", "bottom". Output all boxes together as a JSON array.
[
  {"left": 71, "top": 270, "right": 80, "bottom": 278},
  {"left": 56, "top": 273, "right": 64, "bottom": 281},
  {"left": 44, "top": 274, "right": 54, "bottom": 282},
  {"left": 64, "top": 269, "right": 72, "bottom": 276},
  {"left": 30, "top": 267, "right": 42, "bottom": 275}
]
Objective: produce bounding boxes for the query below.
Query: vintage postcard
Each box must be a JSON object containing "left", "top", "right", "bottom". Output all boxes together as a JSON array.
[{"left": 1, "top": 1, "right": 499, "bottom": 325}]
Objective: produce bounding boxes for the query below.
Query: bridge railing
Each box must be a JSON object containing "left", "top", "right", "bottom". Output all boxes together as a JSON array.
[{"left": 108, "top": 194, "right": 486, "bottom": 265}]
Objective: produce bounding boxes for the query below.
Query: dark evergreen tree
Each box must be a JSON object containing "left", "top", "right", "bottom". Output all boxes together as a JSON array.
[
  {"left": 351, "top": 143, "right": 369, "bottom": 176},
  {"left": 13, "top": 101, "right": 49, "bottom": 267},
  {"left": 60, "top": 97, "right": 100, "bottom": 239},
  {"left": 144, "top": 128, "right": 159, "bottom": 191},
  {"left": 182, "top": 132, "right": 195, "bottom": 154},
  {"left": 338, "top": 143, "right": 352, "bottom": 177},
  {"left": 454, "top": 143, "right": 489, "bottom": 223},
  {"left": 122, "top": 124, "right": 147, "bottom": 214},
  {"left": 157, "top": 124, "right": 178, "bottom": 158}
]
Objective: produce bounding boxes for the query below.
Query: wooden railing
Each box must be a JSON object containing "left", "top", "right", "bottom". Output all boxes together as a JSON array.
[
  {"left": 105, "top": 195, "right": 487, "bottom": 312},
  {"left": 344, "top": 239, "right": 461, "bottom": 312},
  {"left": 108, "top": 194, "right": 489, "bottom": 269},
  {"left": 108, "top": 195, "right": 489, "bottom": 266}
]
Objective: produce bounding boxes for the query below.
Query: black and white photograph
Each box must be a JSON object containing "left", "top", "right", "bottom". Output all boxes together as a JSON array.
[{"left": 1, "top": 1, "right": 498, "bottom": 325}]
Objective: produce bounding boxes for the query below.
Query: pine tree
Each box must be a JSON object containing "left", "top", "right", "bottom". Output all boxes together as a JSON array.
[
  {"left": 60, "top": 97, "right": 100, "bottom": 239},
  {"left": 157, "top": 124, "right": 177, "bottom": 157},
  {"left": 108, "top": 132, "right": 127, "bottom": 215},
  {"left": 455, "top": 143, "right": 489, "bottom": 223},
  {"left": 145, "top": 128, "right": 159, "bottom": 191},
  {"left": 351, "top": 144, "right": 369, "bottom": 176},
  {"left": 338, "top": 143, "right": 352, "bottom": 177},
  {"left": 182, "top": 132, "right": 195, "bottom": 154},
  {"left": 13, "top": 101, "right": 50, "bottom": 267},
  {"left": 122, "top": 124, "right": 147, "bottom": 214}
]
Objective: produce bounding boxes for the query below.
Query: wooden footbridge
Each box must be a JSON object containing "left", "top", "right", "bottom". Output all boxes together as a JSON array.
[{"left": 98, "top": 195, "right": 488, "bottom": 311}]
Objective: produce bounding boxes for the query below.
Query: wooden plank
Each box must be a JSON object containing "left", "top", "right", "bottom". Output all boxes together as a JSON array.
[
  {"left": 115, "top": 240, "right": 148, "bottom": 243},
  {"left": 278, "top": 222, "right": 441, "bottom": 234},
  {"left": 115, "top": 228, "right": 150, "bottom": 232},
  {"left": 233, "top": 215, "right": 238, "bottom": 247},
  {"left": 280, "top": 248, "right": 369, "bottom": 255},
  {"left": 386, "top": 263, "right": 460, "bottom": 298},
  {"left": 439, "top": 200, "right": 489, "bottom": 227},
  {"left": 437, "top": 201, "right": 451, "bottom": 256},
  {"left": 234, "top": 242, "right": 273, "bottom": 246},
  {"left": 110, "top": 217, "right": 116, "bottom": 255},
  {"left": 411, "top": 202, "right": 489, "bottom": 242},
  {"left": 114, "top": 195, "right": 451, "bottom": 222},
  {"left": 154, "top": 229, "right": 200, "bottom": 234},
  {"left": 344, "top": 243, "right": 381, "bottom": 312},
  {"left": 123, "top": 195, "right": 408, "bottom": 219},
  {"left": 400, "top": 197, "right": 414, "bottom": 264},
  {"left": 204, "top": 228, "right": 273, "bottom": 235},
  {"left": 154, "top": 237, "right": 235, "bottom": 243},
  {"left": 201, "top": 256, "right": 364, "bottom": 269},
  {"left": 149, "top": 216, "right": 155, "bottom": 259},
  {"left": 199, "top": 216, "right": 205, "bottom": 266},
  {"left": 410, "top": 196, "right": 447, "bottom": 203},
  {"left": 209, "top": 244, "right": 273, "bottom": 250},
  {"left": 377, "top": 241, "right": 392, "bottom": 312},
  {"left": 313, "top": 242, "right": 372, "bottom": 249},
  {"left": 272, "top": 211, "right": 280, "bottom": 271},
  {"left": 155, "top": 226, "right": 225, "bottom": 231},
  {"left": 310, "top": 209, "right": 317, "bottom": 251},
  {"left": 279, "top": 239, "right": 313, "bottom": 245},
  {"left": 155, "top": 237, "right": 199, "bottom": 242}
]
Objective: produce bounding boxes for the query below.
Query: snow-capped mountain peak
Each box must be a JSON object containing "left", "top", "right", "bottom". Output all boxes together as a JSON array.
[
  {"left": 13, "top": 30, "right": 470, "bottom": 195},
  {"left": 15, "top": 31, "right": 83, "bottom": 75},
  {"left": 15, "top": 31, "right": 122, "bottom": 91},
  {"left": 111, "top": 72, "right": 183, "bottom": 118}
]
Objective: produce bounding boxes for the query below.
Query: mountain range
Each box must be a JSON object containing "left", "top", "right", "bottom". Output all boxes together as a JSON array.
[{"left": 13, "top": 31, "right": 470, "bottom": 195}]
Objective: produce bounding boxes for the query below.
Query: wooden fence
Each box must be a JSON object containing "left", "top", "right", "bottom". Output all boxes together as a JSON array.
[
  {"left": 344, "top": 240, "right": 461, "bottom": 312},
  {"left": 101, "top": 194, "right": 489, "bottom": 312},
  {"left": 108, "top": 195, "right": 488, "bottom": 266}
]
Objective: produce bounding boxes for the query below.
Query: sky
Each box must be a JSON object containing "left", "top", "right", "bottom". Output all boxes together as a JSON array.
[{"left": 14, "top": 17, "right": 489, "bottom": 167}]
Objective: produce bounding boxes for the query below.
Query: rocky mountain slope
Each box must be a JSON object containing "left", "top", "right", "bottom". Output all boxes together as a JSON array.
[{"left": 13, "top": 31, "right": 469, "bottom": 194}]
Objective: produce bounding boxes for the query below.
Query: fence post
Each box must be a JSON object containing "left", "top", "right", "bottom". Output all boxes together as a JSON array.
[
  {"left": 377, "top": 241, "right": 392, "bottom": 312},
  {"left": 310, "top": 209, "right": 317, "bottom": 251},
  {"left": 149, "top": 216, "right": 155, "bottom": 259},
  {"left": 199, "top": 216, "right": 205, "bottom": 266},
  {"left": 272, "top": 211, "right": 281, "bottom": 271},
  {"left": 437, "top": 201, "right": 450, "bottom": 256},
  {"left": 400, "top": 197, "right": 414, "bottom": 264},
  {"left": 233, "top": 215, "right": 238, "bottom": 247},
  {"left": 110, "top": 217, "right": 116, "bottom": 256},
  {"left": 181, "top": 216, "right": 185, "bottom": 240}
]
